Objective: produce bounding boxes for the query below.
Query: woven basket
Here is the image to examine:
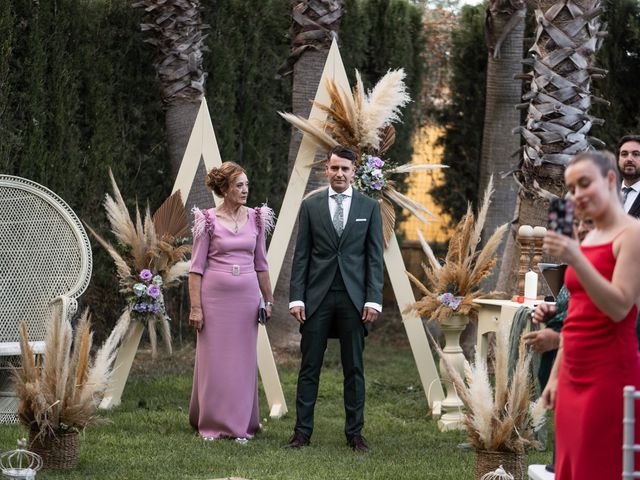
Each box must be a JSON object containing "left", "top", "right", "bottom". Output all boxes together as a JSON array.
[
  {"left": 475, "top": 450, "right": 526, "bottom": 480},
  {"left": 28, "top": 430, "right": 79, "bottom": 470}
]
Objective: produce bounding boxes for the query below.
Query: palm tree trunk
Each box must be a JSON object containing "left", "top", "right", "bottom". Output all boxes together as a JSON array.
[
  {"left": 270, "top": 1, "right": 342, "bottom": 352},
  {"left": 497, "top": 0, "right": 606, "bottom": 294},
  {"left": 135, "top": 0, "right": 208, "bottom": 177},
  {"left": 478, "top": 1, "right": 525, "bottom": 290},
  {"left": 466, "top": 0, "right": 526, "bottom": 357}
]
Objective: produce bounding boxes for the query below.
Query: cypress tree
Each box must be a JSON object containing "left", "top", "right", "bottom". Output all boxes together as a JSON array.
[{"left": 431, "top": 4, "right": 487, "bottom": 223}]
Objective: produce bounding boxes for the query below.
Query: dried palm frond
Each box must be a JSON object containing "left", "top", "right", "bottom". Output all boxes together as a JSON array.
[
  {"left": 315, "top": 80, "right": 359, "bottom": 149},
  {"left": 379, "top": 199, "right": 396, "bottom": 248},
  {"left": 383, "top": 188, "right": 434, "bottom": 225},
  {"left": 14, "top": 308, "right": 127, "bottom": 439},
  {"left": 387, "top": 163, "right": 448, "bottom": 174},
  {"left": 278, "top": 112, "right": 338, "bottom": 155},
  {"left": 376, "top": 124, "right": 396, "bottom": 155},
  {"left": 152, "top": 190, "right": 189, "bottom": 241},
  {"left": 433, "top": 321, "right": 544, "bottom": 453},
  {"left": 416, "top": 230, "right": 441, "bottom": 273},
  {"left": 406, "top": 176, "right": 507, "bottom": 323}
]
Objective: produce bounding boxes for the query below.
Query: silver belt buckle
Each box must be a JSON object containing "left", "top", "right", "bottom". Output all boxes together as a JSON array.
[{"left": 232, "top": 265, "right": 240, "bottom": 276}]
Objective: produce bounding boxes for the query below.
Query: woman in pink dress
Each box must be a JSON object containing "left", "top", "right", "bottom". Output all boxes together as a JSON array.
[
  {"left": 543, "top": 151, "right": 640, "bottom": 479},
  {"left": 187, "top": 161, "right": 274, "bottom": 441}
]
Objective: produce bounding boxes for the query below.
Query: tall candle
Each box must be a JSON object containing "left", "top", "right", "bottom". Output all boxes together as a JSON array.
[{"left": 524, "top": 270, "right": 538, "bottom": 300}]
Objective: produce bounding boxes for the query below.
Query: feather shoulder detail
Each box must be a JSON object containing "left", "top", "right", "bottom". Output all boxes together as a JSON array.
[
  {"left": 254, "top": 204, "right": 276, "bottom": 236},
  {"left": 191, "top": 207, "right": 215, "bottom": 238}
]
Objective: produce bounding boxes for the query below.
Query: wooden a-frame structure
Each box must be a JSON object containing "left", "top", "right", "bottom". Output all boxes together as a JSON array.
[{"left": 102, "top": 38, "right": 444, "bottom": 418}]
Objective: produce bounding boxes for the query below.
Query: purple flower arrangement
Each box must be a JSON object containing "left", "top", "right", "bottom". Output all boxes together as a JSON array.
[
  {"left": 130, "top": 269, "right": 166, "bottom": 319},
  {"left": 438, "top": 292, "right": 462, "bottom": 311},
  {"left": 354, "top": 154, "right": 388, "bottom": 196}
]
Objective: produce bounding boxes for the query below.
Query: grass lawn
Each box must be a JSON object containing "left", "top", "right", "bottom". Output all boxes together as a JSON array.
[{"left": 0, "top": 337, "right": 552, "bottom": 479}]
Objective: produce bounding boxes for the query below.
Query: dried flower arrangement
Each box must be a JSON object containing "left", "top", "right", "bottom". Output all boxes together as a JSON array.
[
  {"left": 14, "top": 308, "right": 129, "bottom": 440},
  {"left": 85, "top": 169, "right": 191, "bottom": 358},
  {"left": 434, "top": 320, "right": 546, "bottom": 454},
  {"left": 406, "top": 178, "right": 508, "bottom": 323},
  {"left": 279, "top": 69, "right": 445, "bottom": 246}
]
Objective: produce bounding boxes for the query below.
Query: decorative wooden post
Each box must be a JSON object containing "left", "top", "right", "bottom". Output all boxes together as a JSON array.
[{"left": 102, "top": 38, "right": 445, "bottom": 419}]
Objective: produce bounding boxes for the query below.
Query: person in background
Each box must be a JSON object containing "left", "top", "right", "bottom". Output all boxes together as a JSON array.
[
  {"left": 617, "top": 134, "right": 640, "bottom": 217},
  {"left": 524, "top": 217, "right": 594, "bottom": 389}
]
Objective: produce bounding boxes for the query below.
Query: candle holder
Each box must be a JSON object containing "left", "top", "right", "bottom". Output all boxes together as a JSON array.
[
  {"left": 0, "top": 438, "right": 42, "bottom": 480},
  {"left": 516, "top": 225, "right": 534, "bottom": 297}
]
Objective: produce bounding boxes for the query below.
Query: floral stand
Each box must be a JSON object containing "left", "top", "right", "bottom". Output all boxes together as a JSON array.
[{"left": 437, "top": 312, "right": 468, "bottom": 431}]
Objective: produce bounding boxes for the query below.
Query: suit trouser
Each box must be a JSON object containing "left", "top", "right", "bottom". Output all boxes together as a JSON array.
[{"left": 294, "top": 290, "right": 365, "bottom": 439}]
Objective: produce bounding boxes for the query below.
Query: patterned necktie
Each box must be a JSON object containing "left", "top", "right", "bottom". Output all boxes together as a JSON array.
[
  {"left": 332, "top": 193, "right": 345, "bottom": 236},
  {"left": 623, "top": 186, "right": 634, "bottom": 205}
]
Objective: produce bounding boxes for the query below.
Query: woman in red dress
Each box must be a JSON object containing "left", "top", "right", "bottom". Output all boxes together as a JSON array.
[{"left": 542, "top": 150, "right": 640, "bottom": 479}]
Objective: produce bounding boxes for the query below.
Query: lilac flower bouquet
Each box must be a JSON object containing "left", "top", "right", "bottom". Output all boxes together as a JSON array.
[
  {"left": 354, "top": 154, "right": 391, "bottom": 197},
  {"left": 129, "top": 269, "right": 167, "bottom": 320}
]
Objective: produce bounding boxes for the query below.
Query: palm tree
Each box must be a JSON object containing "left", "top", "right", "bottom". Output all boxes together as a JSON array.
[
  {"left": 134, "top": 0, "right": 208, "bottom": 178},
  {"left": 134, "top": 0, "right": 209, "bottom": 339},
  {"left": 497, "top": 0, "right": 607, "bottom": 293},
  {"left": 478, "top": 0, "right": 526, "bottom": 290},
  {"left": 270, "top": 0, "right": 343, "bottom": 351}
]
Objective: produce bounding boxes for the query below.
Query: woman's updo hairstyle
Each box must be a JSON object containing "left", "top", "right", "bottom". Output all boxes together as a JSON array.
[
  {"left": 569, "top": 150, "right": 620, "bottom": 184},
  {"left": 206, "top": 161, "right": 246, "bottom": 197}
]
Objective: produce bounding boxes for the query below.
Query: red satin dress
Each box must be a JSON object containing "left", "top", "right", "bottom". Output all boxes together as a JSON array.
[{"left": 556, "top": 241, "right": 640, "bottom": 479}]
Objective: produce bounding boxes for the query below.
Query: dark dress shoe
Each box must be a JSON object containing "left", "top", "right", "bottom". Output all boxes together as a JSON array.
[
  {"left": 285, "top": 431, "right": 310, "bottom": 448},
  {"left": 348, "top": 435, "right": 369, "bottom": 453}
]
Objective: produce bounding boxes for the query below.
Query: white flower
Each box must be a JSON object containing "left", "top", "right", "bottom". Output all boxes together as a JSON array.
[{"left": 133, "top": 283, "right": 146, "bottom": 297}]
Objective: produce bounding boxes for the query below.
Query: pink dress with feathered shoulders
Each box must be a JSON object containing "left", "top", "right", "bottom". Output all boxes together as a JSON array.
[{"left": 188, "top": 206, "right": 273, "bottom": 439}]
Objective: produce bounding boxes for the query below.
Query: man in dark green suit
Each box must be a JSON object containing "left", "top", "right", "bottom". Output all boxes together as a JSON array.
[{"left": 285, "top": 145, "right": 384, "bottom": 453}]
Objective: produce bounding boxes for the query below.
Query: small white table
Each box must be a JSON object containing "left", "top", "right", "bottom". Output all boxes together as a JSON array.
[
  {"left": 474, "top": 299, "right": 536, "bottom": 363},
  {"left": 528, "top": 464, "right": 554, "bottom": 480}
]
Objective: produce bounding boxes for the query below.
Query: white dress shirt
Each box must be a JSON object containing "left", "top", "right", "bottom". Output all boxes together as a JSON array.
[
  {"left": 622, "top": 179, "right": 640, "bottom": 213},
  {"left": 289, "top": 185, "right": 382, "bottom": 313}
]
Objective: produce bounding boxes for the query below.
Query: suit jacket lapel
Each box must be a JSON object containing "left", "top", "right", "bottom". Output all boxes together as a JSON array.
[
  {"left": 339, "top": 190, "right": 360, "bottom": 246},
  {"left": 319, "top": 189, "right": 340, "bottom": 246},
  {"left": 629, "top": 193, "right": 640, "bottom": 219}
]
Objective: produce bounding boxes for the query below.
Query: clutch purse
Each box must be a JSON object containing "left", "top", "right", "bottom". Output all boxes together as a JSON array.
[{"left": 258, "top": 298, "right": 267, "bottom": 325}]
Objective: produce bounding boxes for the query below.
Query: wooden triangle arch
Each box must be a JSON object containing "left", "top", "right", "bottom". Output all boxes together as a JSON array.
[
  {"left": 269, "top": 38, "right": 444, "bottom": 415},
  {"left": 101, "top": 99, "right": 288, "bottom": 418}
]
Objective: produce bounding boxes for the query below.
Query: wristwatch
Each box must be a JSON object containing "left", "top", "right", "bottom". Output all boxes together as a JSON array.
[{"left": 265, "top": 301, "right": 274, "bottom": 307}]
